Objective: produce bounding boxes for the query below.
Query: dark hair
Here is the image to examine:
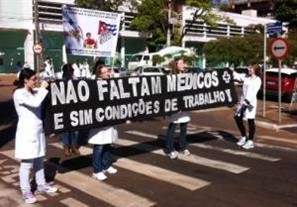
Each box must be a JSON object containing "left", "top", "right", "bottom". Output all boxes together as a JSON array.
[
  {"left": 62, "top": 63, "right": 74, "bottom": 80},
  {"left": 86, "top": 32, "right": 91, "bottom": 36},
  {"left": 16, "top": 68, "right": 36, "bottom": 88},
  {"left": 250, "top": 64, "right": 261, "bottom": 77},
  {"left": 95, "top": 64, "right": 106, "bottom": 78},
  {"left": 171, "top": 57, "right": 184, "bottom": 75}
]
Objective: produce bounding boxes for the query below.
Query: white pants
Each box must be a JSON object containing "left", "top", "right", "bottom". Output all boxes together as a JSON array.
[{"left": 19, "top": 157, "right": 46, "bottom": 193}]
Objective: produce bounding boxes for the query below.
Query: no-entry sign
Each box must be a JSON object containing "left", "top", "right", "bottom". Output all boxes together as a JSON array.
[{"left": 270, "top": 38, "right": 289, "bottom": 59}]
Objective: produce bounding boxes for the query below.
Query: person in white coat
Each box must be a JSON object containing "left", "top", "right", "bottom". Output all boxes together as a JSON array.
[
  {"left": 166, "top": 57, "right": 191, "bottom": 159},
  {"left": 13, "top": 69, "right": 57, "bottom": 204},
  {"left": 42, "top": 57, "right": 56, "bottom": 81},
  {"left": 88, "top": 65, "right": 118, "bottom": 181},
  {"left": 233, "top": 64, "right": 262, "bottom": 149}
]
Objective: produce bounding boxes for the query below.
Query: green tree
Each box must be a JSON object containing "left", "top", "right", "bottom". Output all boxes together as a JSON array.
[
  {"left": 75, "top": 0, "right": 120, "bottom": 10},
  {"left": 273, "top": 0, "right": 297, "bottom": 28},
  {"left": 203, "top": 34, "right": 264, "bottom": 67},
  {"left": 131, "top": 0, "right": 233, "bottom": 51}
]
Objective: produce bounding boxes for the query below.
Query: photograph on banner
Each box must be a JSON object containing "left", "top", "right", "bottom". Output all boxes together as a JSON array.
[
  {"left": 44, "top": 70, "right": 238, "bottom": 134},
  {"left": 62, "top": 5, "right": 121, "bottom": 57}
]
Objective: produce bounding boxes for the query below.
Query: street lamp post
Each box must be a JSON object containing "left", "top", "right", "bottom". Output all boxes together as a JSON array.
[{"left": 167, "top": 0, "right": 172, "bottom": 47}]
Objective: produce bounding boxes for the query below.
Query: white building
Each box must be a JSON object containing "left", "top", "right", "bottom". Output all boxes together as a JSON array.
[{"left": 0, "top": 0, "right": 276, "bottom": 72}]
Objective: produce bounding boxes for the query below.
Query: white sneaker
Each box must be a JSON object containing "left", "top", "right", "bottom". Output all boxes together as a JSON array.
[
  {"left": 22, "top": 191, "right": 37, "bottom": 204},
  {"left": 104, "top": 166, "right": 118, "bottom": 174},
  {"left": 242, "top": 140, "right": 254, "bottom": 149},
  {"left": 237, "top": 136, "right": 247, "bottom": 146},
  {"left": 37, "top": 183, "right": 58, "bottom": 194},
  {"left": 167, "top": 151, "right": 178, "bottom": 159},
  {"left": 180, "top": 149, "right": 191, "bottom": 156},
  {"left": 92, "top": 172, "right": 107, "bottom": 181}
]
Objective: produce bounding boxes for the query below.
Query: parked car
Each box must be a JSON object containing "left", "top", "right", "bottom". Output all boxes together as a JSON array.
[
  {"left": 261, "top": 68, "right": 297, "bottom": 102},
  {"left": 108, "top": 67, "right": 128, "bottom": 78},
  {"left": 130, "top": 66, "right": 165, "bottom": 76}
]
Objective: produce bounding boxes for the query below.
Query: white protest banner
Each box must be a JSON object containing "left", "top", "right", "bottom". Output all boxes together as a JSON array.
[{"left": 62, "top": 5, "right": 121, "bottom": 57}]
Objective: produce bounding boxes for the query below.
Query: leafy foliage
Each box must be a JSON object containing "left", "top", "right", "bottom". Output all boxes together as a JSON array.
[
  {"left": 131, "top": 0, "right": 233, "bottom": 51},
  {"left": 75, "top": 0, "right": 124, "bottom": 11},
  {"left": 203, "top": 34, "right": 264, "bottom": 67},
  {"left": 273, "top": 0, "right": 297, "bottom": 28}
]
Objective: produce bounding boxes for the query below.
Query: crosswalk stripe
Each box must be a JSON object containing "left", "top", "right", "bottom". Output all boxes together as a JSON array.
[
  {"left": 60, "top": 198, "right": 90, "bottom": 207},
  {"left": 125, "top": 130, "right": 282, "bottom": 162},
  {"left": 0, "top": 149, "right": 156, "bottom": 207},
  {"left": 116, "top": 139, "right": 249, "bottom": 174},
  {"left": 51, "top": 143, "right": 210, "bottom": 191},
  {"left": 191, "top": 143, "right": 281, "bottom": 162}
]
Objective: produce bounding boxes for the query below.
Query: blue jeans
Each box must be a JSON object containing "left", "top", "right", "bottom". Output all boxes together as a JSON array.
[
  {"left": 62, "top": 131, "right": 79, "bottom": 147},
  {"left": 92, "top": 144, "right": 113, "bottom": 173},
  {"left": 166, "top": 122, "right": 188, "bottom": 153}
]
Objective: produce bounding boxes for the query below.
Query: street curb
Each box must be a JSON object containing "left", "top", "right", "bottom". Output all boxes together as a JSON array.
[{"left": 256, "top": 120, "right": 297, "bottom": 131}]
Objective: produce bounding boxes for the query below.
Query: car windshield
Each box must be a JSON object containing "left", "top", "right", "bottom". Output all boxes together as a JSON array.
[
  {"left": 266, "top": 72, "right": 296, "bottom": 78},
  {"left": 130, "top": 55, "right": 142, "bottom": 62},
  {"left": 144, "top": 67, "right": 161, "bottom": 73}
]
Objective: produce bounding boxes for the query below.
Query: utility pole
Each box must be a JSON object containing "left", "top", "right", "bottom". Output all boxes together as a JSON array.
[
  {"left": 166, "top": 0, "right": 171, "bottom": 47},
  {"left": 34, "top": 0, "right": 41, "bottom": 78}
]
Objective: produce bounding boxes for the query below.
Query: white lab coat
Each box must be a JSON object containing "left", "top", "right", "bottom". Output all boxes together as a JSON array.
[
  {"left": 88, "top": 127, "right": 118, "bottom": 145},
  {"left": 13, "top": 88, "right": 48, "bottom": 159},
  {"left": 169, "top": 111, "right": 190, "bottom": 124},
  {"left": 42, "top": 61, "right": 56, "bottom": 80},
  {"left": 233, "top": 72, "right": 262, "bottom": 119},
  {"left": 73, "top": 63, "right": 91, "bottom": 79}
]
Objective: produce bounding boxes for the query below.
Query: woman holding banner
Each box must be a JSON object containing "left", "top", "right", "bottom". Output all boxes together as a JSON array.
[
  {"left": 13, "top": 69, "right": 57, "bottom": 204},
  {"left": 166, "top": 57, "right": 191, "bottom": 159},
  {"left": 88, "top": 65, "right": 118, "bottom": 181},
  {"left": 233, "top": 64, "right": 262, "bottom": 149}
]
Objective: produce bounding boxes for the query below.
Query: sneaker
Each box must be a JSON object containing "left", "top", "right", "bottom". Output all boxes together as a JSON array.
[
  {"left": 37, "top": 183, "right": 58, "bottom": 194},
  {"left": 22, "top": 191, "right": 37, "bottom": 204},
  {"left": 237, "top": 136, "right": 246, "bottom": 146},
  {"left": 104, "top": 166, "right": 118, "bottom": 174},
  {"left": 92, "top": 172, "right": 107, "bottom": 181},
  {"left": 242, "top": 140, "right": 254, "bottom": 149},
  {"left": 180, "top": 149, "right": 191, "bottom": 156},
  {"left": 167, "top": 151, "right": 178, "bottom": 159}
]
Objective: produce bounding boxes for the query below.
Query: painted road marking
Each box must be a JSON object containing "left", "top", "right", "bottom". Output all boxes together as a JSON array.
[
  {"left": 116, "top": 139, "right": 249, "bottom": 174},
  {"left": 0, "top": 149, "right": 156, "bottom": 207},
  {"left": 190, "top": 143, "right": 281, "bottom": 162},
  {"left": 51, "top": 143, "right": 210, "bottom": 191},
  {"left": 125, "top": 130, "right": 282, "bottom": 161},
  {"left": 60, "top": 198, "right": 90, "bottom": 207}
]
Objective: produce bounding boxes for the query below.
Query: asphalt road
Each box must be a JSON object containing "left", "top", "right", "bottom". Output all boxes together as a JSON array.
[
  {"left": 0, "top": 78, "right": 296, "bottom": 207},
  {"left": 1, "top": 113, "right": 297, "bottom": 207}
]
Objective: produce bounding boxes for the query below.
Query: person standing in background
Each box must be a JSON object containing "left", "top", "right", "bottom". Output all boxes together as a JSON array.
[
  {"left": 42, "top": 57, "right": 56, "bottom": 81},
  {"left": 13, "top": 69, "right": 57, "bottom": 204}
]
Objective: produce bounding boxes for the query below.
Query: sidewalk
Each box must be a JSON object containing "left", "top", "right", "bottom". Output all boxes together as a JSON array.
[{"left": 256, "top": 102, "right": 297, "bottom": 132}]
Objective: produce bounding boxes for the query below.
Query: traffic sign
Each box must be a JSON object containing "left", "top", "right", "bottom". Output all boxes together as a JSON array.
[
  {"left": 270, "top": 38, "right": 289, "bottom": 60},
  {"left": 267, "top": 21, "right": 283, "bottom": 35},
  {"left": 33, "top": 43, "right": 43, "bottom": 54}
]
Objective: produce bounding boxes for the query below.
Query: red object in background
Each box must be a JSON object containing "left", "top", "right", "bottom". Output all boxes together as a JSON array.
[
  {"left": 261, "top": 68, "right": 297, "bottom": 101},
  {"left": 269, "top": 38, "right": 289, "bottom": 60},
  {"left": 98, "top": 21, "right": 107, "bottom": 34}
]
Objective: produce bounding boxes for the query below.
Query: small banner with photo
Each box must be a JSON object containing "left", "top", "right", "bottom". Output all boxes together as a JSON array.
[{"left": 62, "top": 5, "right": 121, "bottom": 57}]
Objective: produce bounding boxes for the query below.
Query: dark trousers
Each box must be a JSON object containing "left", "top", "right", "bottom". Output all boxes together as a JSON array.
[
  {"left": 234, "top": 116, "right": 255, "bottom": 140},
  {"left": 166, "top": 122, "right": 188, "bottom": 153},
  {"left": 92, "top": 144, "right": 113, "bottom": 173}
]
